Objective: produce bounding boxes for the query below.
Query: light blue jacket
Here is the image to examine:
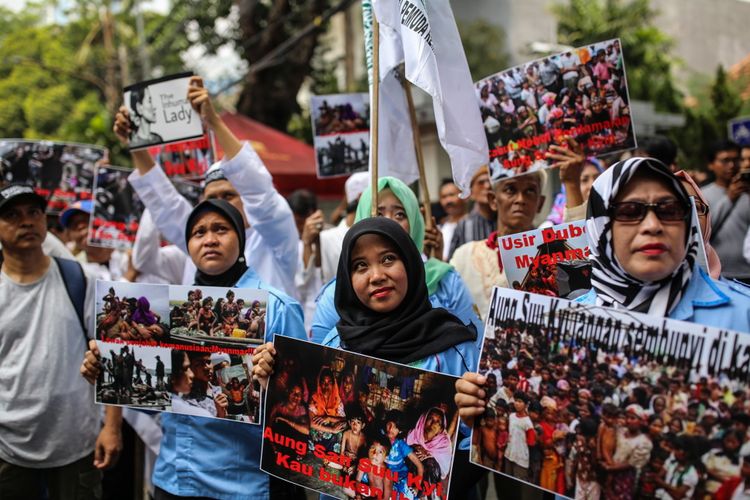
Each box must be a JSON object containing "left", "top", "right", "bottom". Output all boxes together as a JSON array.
[
  {"left": 152, "top": 267, "right": 305, "bottom": 500},
  {"left": 576, "top": 266, "right": 750, "bottom": 333},
  {"left": 310, "top": 269, "right": 484, "bottom": 348}
]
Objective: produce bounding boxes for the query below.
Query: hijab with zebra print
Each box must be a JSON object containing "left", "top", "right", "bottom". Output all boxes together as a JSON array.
[{"left": 586, "top": 157, "right": 700, "bottom": 316}]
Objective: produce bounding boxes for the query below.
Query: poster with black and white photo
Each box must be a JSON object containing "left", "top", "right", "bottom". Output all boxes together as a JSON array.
[
  {"left": 261, "top": 335, "right": 460, "bottom": 500},
  {"left": 124, "top": 72, "right": 204, "bottom": 151},
  {"left": 0, "top": 139, "right": 107, "bottom": 214},
  {"left": 88, "top": 166, "right": 203, "bottom": 250},
  {"left": 93, "top": 280, "right": 262, "bottom": 424},
  {"left": 470, "top": 286, "right": 750, "bottom": 499},
  {"left": 311, "top": 93, "right": 370, "bottom": 178}
]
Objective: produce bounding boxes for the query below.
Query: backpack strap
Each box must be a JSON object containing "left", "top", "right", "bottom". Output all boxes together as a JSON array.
[{"left": 54, "top": 257, "right": 89, "bottom": 346}]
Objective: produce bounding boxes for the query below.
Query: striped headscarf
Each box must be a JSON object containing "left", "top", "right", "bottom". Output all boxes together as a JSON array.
[{"left": 586, "top": 157, "right": 700, "bottom": 316}]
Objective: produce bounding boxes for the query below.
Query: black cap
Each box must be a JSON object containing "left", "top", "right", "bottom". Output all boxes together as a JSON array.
[{"left": 0, "top": 184, "right": 47, "bottom": 214}]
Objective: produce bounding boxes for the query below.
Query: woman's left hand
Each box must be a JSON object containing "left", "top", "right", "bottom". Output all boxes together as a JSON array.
[
  {"left": 187, "top": 76, "right": 220, "bottom": 128},
  {"left": 251, "top": 342, "right": 276, "bottom": 390},
  {"left": 423, "top": 217, "right": 444, "bottom": 260}
]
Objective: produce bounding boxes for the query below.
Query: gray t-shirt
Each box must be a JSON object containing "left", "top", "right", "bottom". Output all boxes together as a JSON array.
[
  {"left": 0, "top": 259, "right": 99, "bottom": 467},
  {"left": 703, "top": 183, "right": 750, "bottom": 279}
]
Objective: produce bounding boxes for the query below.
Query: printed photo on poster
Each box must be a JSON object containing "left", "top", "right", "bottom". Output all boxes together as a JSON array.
[
  {"left": 95, "top": 280, "right": 170, "bottom": 343},
  {"left": 471, "top": 287, "right": 750, "bottom": 499},
  {"left": 148, "top": 135, "right": 214, "bottom": 178},
  {"left": 474, "top": 38, "right": 636, "bottom": 180},
  {"left": 168, "top": 285, "right": 268, "bottom": 349},
  {"left": 311, "top": 93, "right": 370, "bottom": 178},
  {"left": 124, "top": 72, "right": 204, "bottom": 151},
  {"left": 89, "top": 167, "right": 202, "bottom": 250},
  {"left": 261, "top": 335, "right": 460, "bottom": 500},
  {"left": 0, "top": 139, "right": 107, "bottom": 214},
  {"left": 94, "top": 280, "right": 263, "bottom": 424},
  {"left": 95, "top": 339, "right": 172, "bottom": 410},
  {"left": 498, "top": 220, "right": 591, "bottom": 298}
]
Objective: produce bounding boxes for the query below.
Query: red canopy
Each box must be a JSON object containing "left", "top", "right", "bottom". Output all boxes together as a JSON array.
[{"left": 217, "top": 112, "right": 346, "bottom": 200}]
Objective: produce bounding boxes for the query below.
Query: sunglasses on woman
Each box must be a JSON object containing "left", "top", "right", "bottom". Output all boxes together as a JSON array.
[{"left": 609, "top": 200, "right": 689, "bottom": 222}]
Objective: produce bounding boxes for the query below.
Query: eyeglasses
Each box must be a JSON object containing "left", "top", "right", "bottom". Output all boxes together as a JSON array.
[
  {"left": 694, "top": 200, "right": 709, "bottom": 217},
  {"left": 609, "top": 200, "right": 689, "bottom": 223}
]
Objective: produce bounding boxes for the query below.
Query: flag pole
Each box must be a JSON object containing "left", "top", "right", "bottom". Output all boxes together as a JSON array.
[
  {"left": 402, "top": 77, "right": 434, "bottom": 255},
  {"left": 370, "top": 12, "right": 380, "bottom": 217}
]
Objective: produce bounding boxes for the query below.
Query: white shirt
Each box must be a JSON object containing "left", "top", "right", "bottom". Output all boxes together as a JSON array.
[
  {"left": 131, "top": 209, "right": 186, "bottom": 284},
  {"left": 439, "top": 221, "right": 458, "bottom": 261},
  {"left": 505, "top": 413, "right": 533, "bottom": 468},
  {"left": 295, "top": 240, "right": 323, "bottom": 336},
  {"left": 320, "top": 219, "right": 351, "bottom": 284},
  {"left": 128, "top": 143, "right": 298, "bottom": 295}
]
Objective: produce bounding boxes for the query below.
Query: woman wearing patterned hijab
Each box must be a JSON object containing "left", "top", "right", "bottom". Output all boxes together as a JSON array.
[{"left": 576, "top": 156, "right": 750, "bottom": 331}]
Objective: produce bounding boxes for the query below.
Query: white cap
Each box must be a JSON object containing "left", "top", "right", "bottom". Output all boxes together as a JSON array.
[
  {"left": 345, "top": 172, "right": 370, "bottom": 204},
  {"left": 210, "top": 352, "right": 231, "bottom": 366}
]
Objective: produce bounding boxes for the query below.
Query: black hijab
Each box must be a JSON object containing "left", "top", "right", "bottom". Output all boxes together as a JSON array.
[
  {"left": 334, "top": 217, "right": 476, "bottom": 364},
  {"left": 185, "top": 199, "right": 248, "bottom": 287}
]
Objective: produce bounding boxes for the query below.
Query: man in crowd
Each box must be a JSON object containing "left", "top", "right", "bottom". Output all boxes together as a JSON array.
[
  {"left": 115, "top": 75, "right": 298, "bottom": 296},
  {"left": 0, "top": 184, "right": 122, "bottom": 499},
  {"left": 184, "top": 352, "right": 229, "bottom": 418},
  {"left": 447, "top": 166, "right": 496, "bottom": 259},
  {"left": 437, "top": 178, "right": 467, "bottom": 261},
  {"left": 703, "top": 140, "right": 750, "bottom": 283}
]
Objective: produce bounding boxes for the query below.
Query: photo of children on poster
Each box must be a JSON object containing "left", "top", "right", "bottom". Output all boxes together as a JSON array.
[
  {"left": 124, "top": 72, "right": 204, "bottom": 151},
  {"left": 471, "top": 287, "right": 750, "bottom": 499},
  {"left": 261, "top": 336, "right": 460, "bottom": 500},
  {"left": 89, "top": 166, "right": 202, "bottom": 250},
  {"left": 311, "top": 93, "right": 370, "bottom": 178},
  {"left": 475, "top": 38, "right": 636, "bottom": 178},
  {"left": 94, "top": 280, "right": 262, "bottom": 424},
  {"left": 498, "top": 220, "right": 591, "bottom": 298},
  {"left": 0, "top": 139, "right": 107, "bottom": 213}
]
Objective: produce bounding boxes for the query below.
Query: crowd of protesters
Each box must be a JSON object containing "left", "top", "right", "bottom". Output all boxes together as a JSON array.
[{"left": 2, "top": 65, "right": 750, "bottom": 500}]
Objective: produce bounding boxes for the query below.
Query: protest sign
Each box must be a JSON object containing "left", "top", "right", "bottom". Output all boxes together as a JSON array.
[
  {"left": 498, "top": 220, "right": 591, "bottom": 298},
  {"left": 89, "top": 166, "right": 203, "bottom": 250},
  {"left": 124, "top": 72, "right": 204, "bottom": 151},
  {"left": 471, "top": 286, "right": 750, "bottom": 498},
  {"left": 0, "top": 139, "right": 107, "bottom": 214},
  {"left": 94, "top": 280, "right": 262, "bottom": 424},
  {"left": 311, "top": 93, "right": 370, "bottom": 178},
  {"left": 474, "top": 39, "right": 636, "bottom": 180},
  {"left": 261, "top": 335, "right": 460, "bottom": 500},
  {"left": 728, "top": 116, "right": 750, "bottom": 146},
  {"left": 148, "top": 134, "right": 214, "bottom": 178}
]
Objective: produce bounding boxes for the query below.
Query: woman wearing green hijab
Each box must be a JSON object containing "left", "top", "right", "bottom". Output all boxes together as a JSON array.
[{"left": 310, "top": 176, "right": 483, "bottom": 346}]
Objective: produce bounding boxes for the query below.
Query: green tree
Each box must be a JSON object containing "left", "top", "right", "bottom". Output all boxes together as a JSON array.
[
  {"left": 457, "top": 20, "right": 510, "bottom": 82},
  {"left": 551, "top": 0, "right": 681, "bottom": 112}
]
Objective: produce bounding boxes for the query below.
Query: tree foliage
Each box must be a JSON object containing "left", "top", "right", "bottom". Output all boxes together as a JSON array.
[
  {"left": 551, "top": 0, "right": 682, "bottom": 112},
  {"left": 457, "top": 20, "right": 510, "bottom": 82}
]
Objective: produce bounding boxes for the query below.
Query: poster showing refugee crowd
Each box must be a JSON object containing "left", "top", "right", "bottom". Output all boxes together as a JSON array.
[
  {"left": 498, "top": 220, "right": 591, "bottom": 298},
  {"left": 475, "top": 38, "right": 636, "bottom": 180},
  {"left": 88, "top": 165, "right": 202, "bottom": 250},
  {"left": 471, "top": 287, "right": 750, "bottom": 498},
  {"left": 261, "top": 336, "right": 460, "bottom": 500},
  {"left": 93, "top": 280, "right": 269, "bottom": 424},
  {"left": 0, "top": 139, "right": 107, "bottom": 214},
  {"left": 311, "top": 93, "right": 370, "bottom": 178}
]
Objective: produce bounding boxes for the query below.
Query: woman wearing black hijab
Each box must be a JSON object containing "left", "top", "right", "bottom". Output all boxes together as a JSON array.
[{"left": 82, "top": 199, "right": 307, "bottom": 500}]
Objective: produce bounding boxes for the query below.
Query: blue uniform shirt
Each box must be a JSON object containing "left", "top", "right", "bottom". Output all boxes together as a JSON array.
[{"left": 152, "top": 267, "right": 305, "bottom": 500}]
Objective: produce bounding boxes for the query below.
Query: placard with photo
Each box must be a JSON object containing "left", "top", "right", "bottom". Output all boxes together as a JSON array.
[{"left": 311, "top": 93, "right": 370, "bottom": 178}]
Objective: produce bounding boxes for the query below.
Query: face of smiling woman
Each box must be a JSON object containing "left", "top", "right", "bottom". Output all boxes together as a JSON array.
[
  {"left": 187, "top": 211, "right": 241, "bottom": 276},
  {"left": 349, "top": 233, "right": 408, "bottom": 314}
]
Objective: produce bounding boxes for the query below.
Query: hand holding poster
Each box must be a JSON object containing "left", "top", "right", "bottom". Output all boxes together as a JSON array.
[
  {"left": 311, "top": 93, "right": 370, "bottom": 178},
  {"left": 471, "top": 286, "right": 750, "bottom": 498},
  {"left": 94, "top": 280, "right": 264, "bottom": 424},
  {"left": 124, "top": 72, "right": 204, "bottom": 151},
  {"left": 0, "top": 139, "right": 107, "bottom": 213},
  {"left": 261, "top": 335, "right": 460, "bottom": 499},
  {"left": 475, "top": 39, "right": 636, "bottom": 180},
  {"left": 498, "top": 220, "right": 591, "bottom": 298}
]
